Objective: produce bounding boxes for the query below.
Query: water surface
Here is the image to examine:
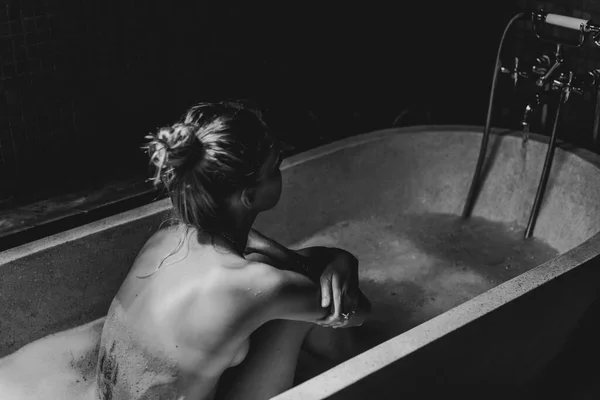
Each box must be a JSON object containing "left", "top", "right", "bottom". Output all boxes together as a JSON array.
[{"left": 292, "top": 213, "right": 559, "bottom": 345}]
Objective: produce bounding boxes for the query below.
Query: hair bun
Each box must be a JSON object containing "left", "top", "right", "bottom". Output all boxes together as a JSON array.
[{"left": 144, "top": 123, "right": 202, "bottom": 186}]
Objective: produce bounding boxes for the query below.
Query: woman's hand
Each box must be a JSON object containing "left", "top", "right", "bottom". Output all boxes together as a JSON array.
[
  {"left": 314, "top": 250, "right": 362, "bottom": 329},
  {"left": 245, "top": 231, "right": 369, "bottom": 328}
]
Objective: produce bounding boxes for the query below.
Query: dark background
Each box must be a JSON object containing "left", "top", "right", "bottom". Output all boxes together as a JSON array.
[
  {"left": 1, "top": 0, "right": 600, "bottom": 206},
  {"left": 2, "top": 0, "right": 600, "bottom": 397},
  {"left": 0, "top": 0, "right": 526, "bottom": 206}
]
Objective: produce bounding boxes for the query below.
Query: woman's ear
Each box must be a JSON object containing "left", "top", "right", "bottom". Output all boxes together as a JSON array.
[{"left": 240, "top": 187, "right": 257, "bottom": 209}]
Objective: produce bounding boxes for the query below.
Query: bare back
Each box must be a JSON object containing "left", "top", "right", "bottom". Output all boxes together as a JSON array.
[
  {"left": 96, "top": 227, "right": 262, "bottom": 400},
  {"left": 0, "top": 226, "right": 335, "bottom": 400}
]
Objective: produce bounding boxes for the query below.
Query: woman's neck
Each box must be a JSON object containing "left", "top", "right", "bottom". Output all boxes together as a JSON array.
[
  {"left": 222, "top": 210, "right": 258, "bottom": 254},
  {"left": 188, "top": 201, "right": 258, "bottom": 254}
]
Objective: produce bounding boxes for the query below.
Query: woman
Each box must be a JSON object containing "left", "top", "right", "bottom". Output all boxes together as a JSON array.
[{"left": 0, "top": 101, "right": 371, "bottom": 400}]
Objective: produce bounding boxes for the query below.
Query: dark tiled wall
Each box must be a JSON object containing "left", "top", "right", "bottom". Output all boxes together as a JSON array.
[
  {"left": 0, "top": 0, "right": 186, "bottom": 204},
  {"left": 0, "top": 1, "right": 73, "bottom": 197},
  {"left": 0, "top": 0, "right": 517, "bottom": 206}
]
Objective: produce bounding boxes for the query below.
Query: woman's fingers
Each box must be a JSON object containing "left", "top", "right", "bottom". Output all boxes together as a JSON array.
[
  {"left": 316, "top": 270, "right": 359, "bottom": 328},
  {"left": 315, "top": 275, "right": 342, "bottom": 327},
  {"left": 331, "top": 274, "right": 343, "bottom": 322},
  {"left": 320, "top": 274, "right": 332, "bottom": 309}
]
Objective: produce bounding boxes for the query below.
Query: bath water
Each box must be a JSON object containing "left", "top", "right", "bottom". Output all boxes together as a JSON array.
[{"left": 290, "top": 212, "right": 559, "bottom": 347}]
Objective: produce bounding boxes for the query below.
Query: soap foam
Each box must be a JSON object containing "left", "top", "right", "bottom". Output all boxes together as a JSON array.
[{"left": 291, "top": 212, "right": 558, "bottom": 346}]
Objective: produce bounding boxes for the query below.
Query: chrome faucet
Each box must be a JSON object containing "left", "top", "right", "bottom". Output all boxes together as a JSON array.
[
  {"left": 521, "top": 99, "right": 536, "bottom": 130},
  {"left": 551, "top": 70, "right": 591, "bottom": 101},
  {"left": 520, "top": 92, "right": 549, "bottom": 133},
  {"left": 521, "top": 69, "right": 590, "bottom": 132},
  {"left": 591, "top": 69, "right": 600, "bottom": 150},
  {"left": 536, "top": 44, "right": 564, "bottom": 88},
  {"left": 532, "top": 55, "right": 552, "bottom": 76},
  {"left": 500, "top": 56, "right": 526, "bottom": 89}
]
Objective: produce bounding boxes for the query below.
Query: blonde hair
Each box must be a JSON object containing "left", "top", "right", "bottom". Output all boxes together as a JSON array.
[{"left": 138, "top": 101, "right": 275, "bottom": 278}]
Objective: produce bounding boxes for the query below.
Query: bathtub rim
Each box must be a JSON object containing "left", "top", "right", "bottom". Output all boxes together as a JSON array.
[
  {"left": 3, "top": 124, "right": 599, "bottom": 267},
  {"left": 2, "top": 125, "right": 600, "bottom": 399},
  {"left": 273, "top": 233, "right": 600, "bottom": 400}
]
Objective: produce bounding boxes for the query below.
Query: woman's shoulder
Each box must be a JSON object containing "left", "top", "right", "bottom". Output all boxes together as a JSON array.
[
  {"left": 180, "top": 259, "right": 281, "bottom": 313},
  {"left": 132, "top": 225, "right": 212, "bottom": 270}
]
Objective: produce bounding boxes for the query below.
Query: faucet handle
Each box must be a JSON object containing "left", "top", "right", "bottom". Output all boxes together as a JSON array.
[
  {"left": 500, "top": 56, "right": 528, "bottom": 87},
  {"left": 552, "top": 71, "right": 591, "bottom": 101}
]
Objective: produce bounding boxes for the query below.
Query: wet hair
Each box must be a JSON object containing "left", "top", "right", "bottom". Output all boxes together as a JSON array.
[{"left": 143, "top": 100, "right": 276, "bottom": 235}]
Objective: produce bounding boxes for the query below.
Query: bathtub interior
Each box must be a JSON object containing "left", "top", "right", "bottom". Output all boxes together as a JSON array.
[
  {"left": 0, "top": 210, "right": 169, "bottom": 357},
  {"left": 2, "top": 126, "right": 600, "bottom": 388},
  {"left": 255, "top": 128, "right": 600, "bottom": 254},
  {"left": 254, "top": 127, "right": 600, "bottom": 386}
]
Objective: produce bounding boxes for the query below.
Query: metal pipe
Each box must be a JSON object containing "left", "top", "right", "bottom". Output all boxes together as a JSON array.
[
  {"left": 592, "top": 71, "right": 600, "bottom": 151},
  {"left": 593, "top": 88, "right": 600, "bottom": 151},
  {"left": 462, "top": 12, "right": 525, "bottom": 219},
  {"left": 524, "top": 89, "right": 567, "bottom": 239}
]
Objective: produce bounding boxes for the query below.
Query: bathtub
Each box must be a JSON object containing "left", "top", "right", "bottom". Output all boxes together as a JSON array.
[{"left": 2, "top": 125, "right": 600, "bottom": 399}]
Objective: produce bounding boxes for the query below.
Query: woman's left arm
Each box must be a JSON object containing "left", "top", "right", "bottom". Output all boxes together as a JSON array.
[{"left": 245, "top": 229, "right": 371, "bottom": 328}]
